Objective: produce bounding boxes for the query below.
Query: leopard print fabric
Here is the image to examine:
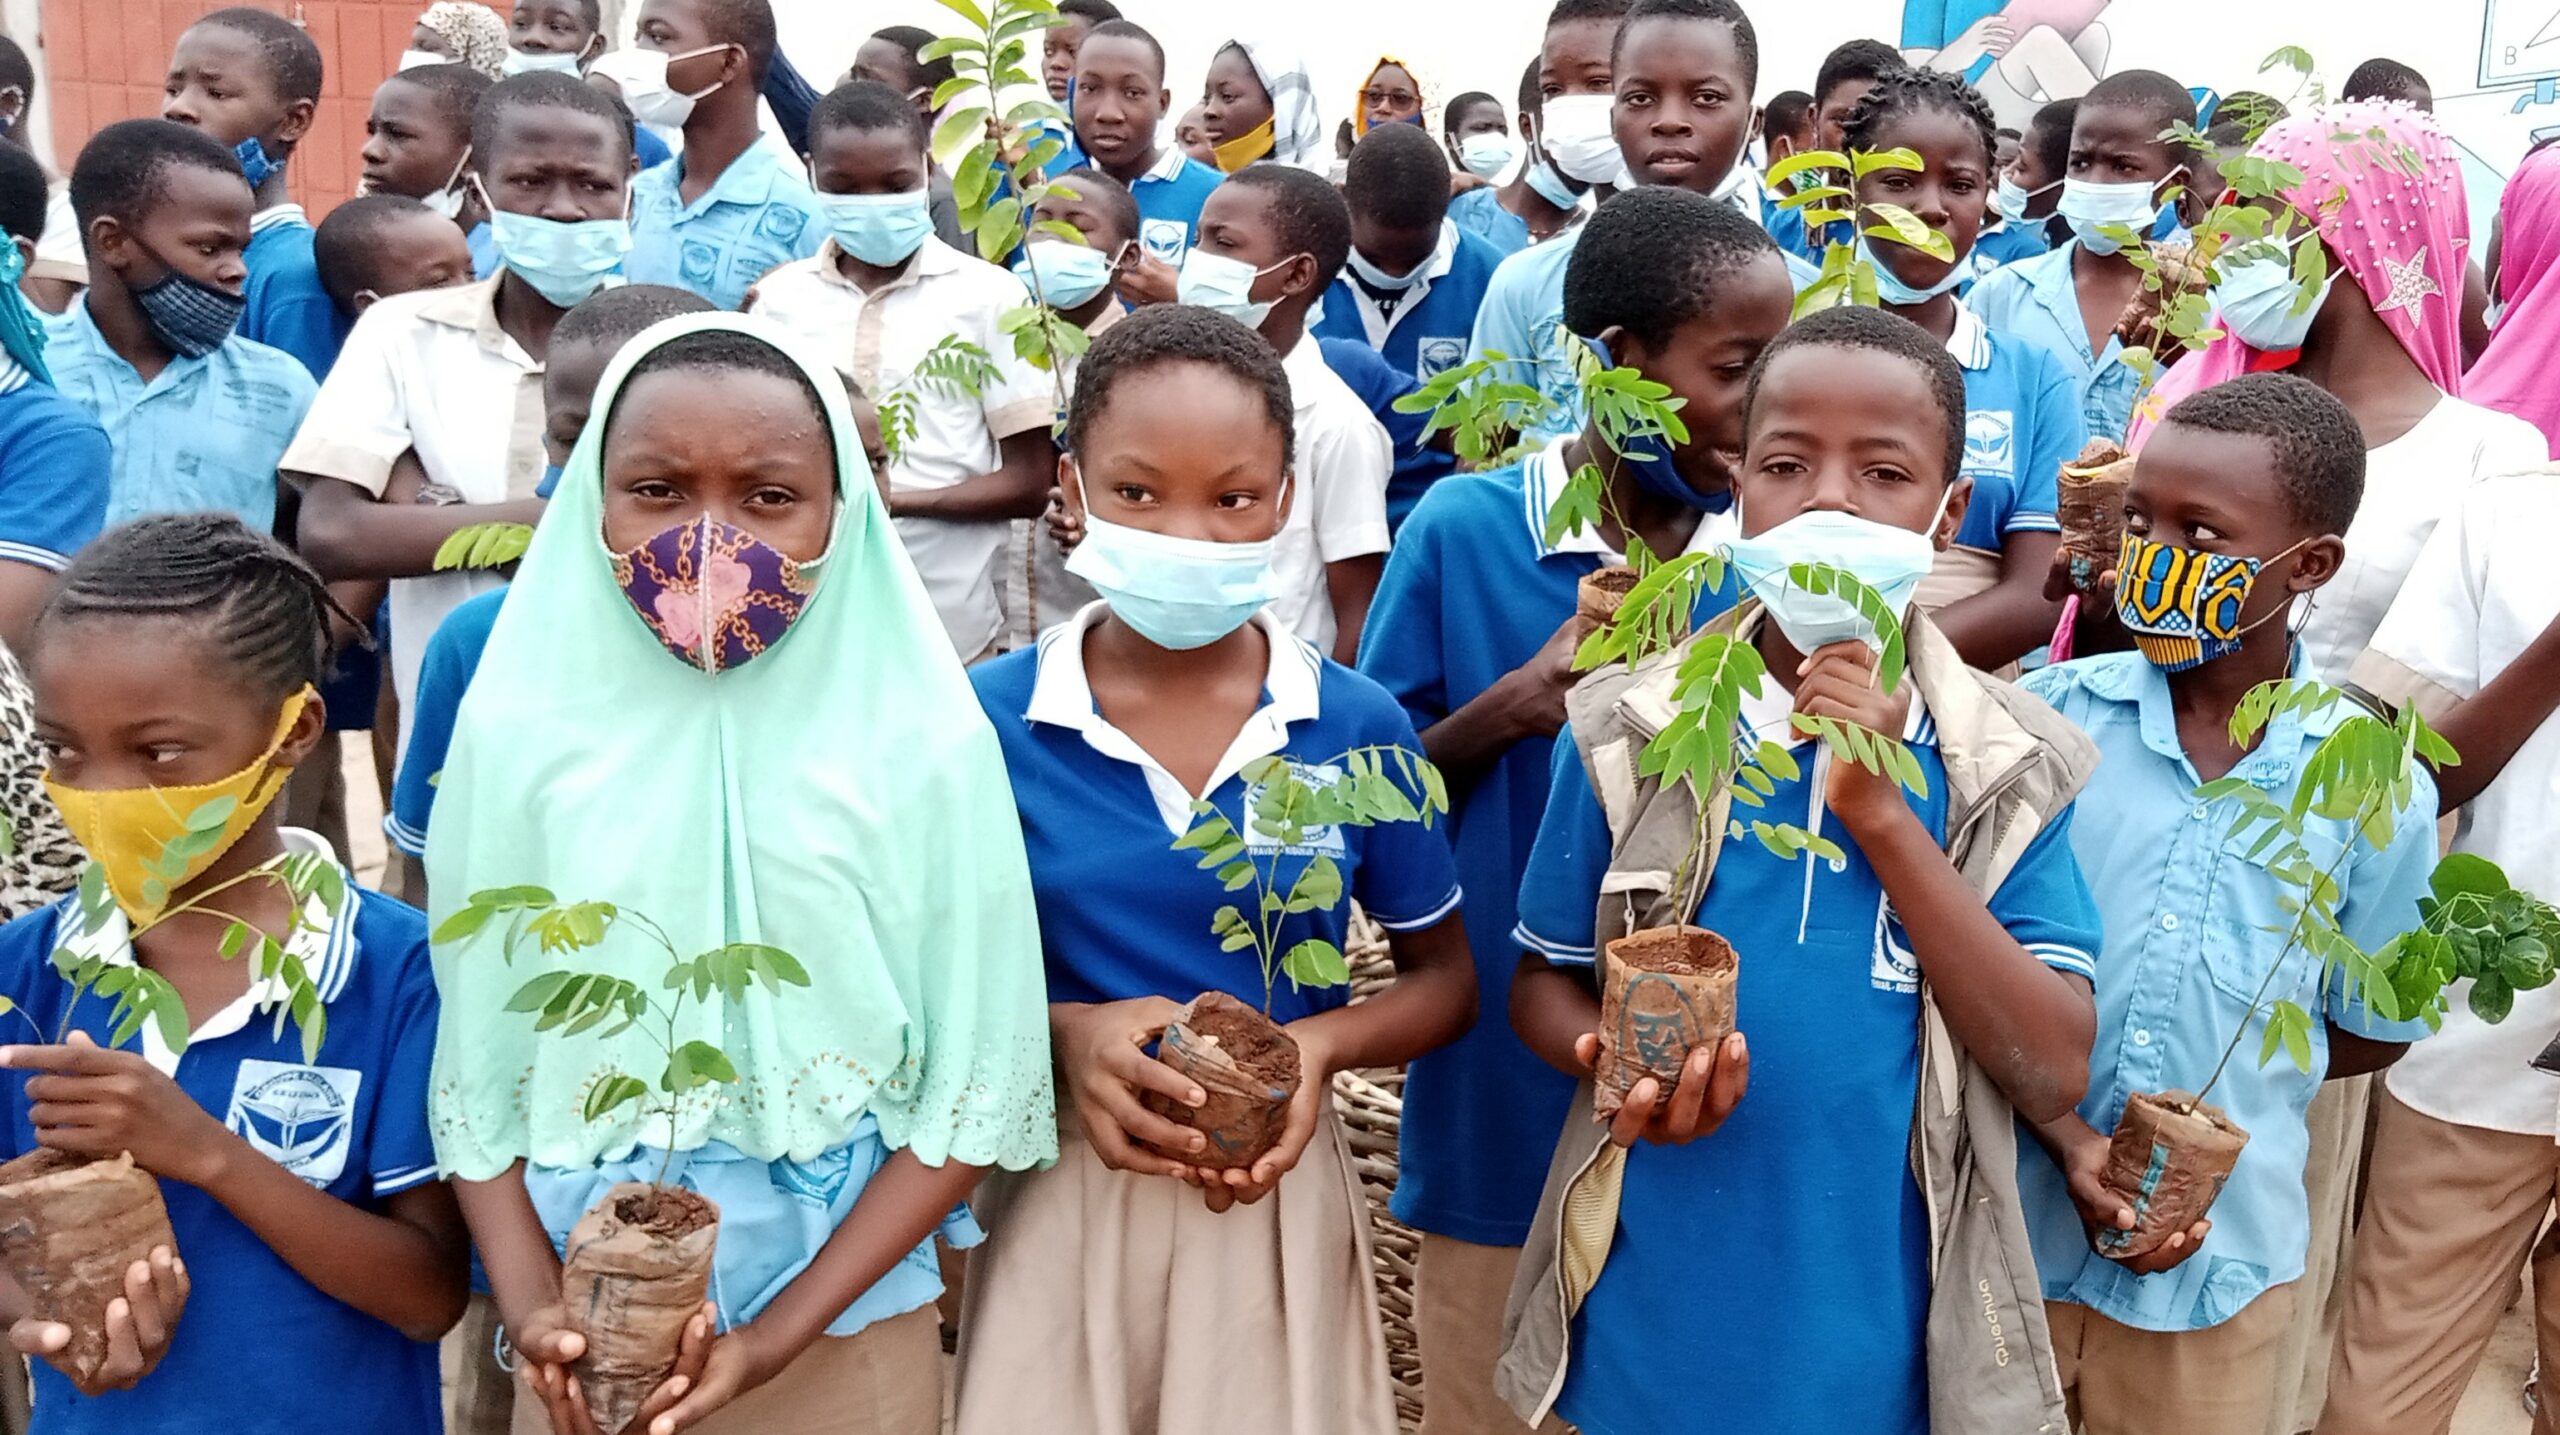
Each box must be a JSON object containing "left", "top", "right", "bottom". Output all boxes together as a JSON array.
[{"left": 0, "top": 642, "right": 78, "bottom": 921}]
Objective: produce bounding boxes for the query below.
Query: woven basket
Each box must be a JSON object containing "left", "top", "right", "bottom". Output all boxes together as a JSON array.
[{"left": 1333, "top": 915, "right": 1425, "bottom": 1432}]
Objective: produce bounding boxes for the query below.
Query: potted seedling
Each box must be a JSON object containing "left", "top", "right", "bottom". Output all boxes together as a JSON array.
[
  {"left": 0, "top": 832, "right": 341, "bottom": 1386},
  {"left": 2092, "top": 682, "right": 2557, "bottom": 1257},
  {"left": 433, "top": 887, "right": 812, "bottom": 1434},
  {"left": 1160, "top": 750, "right": 1449, "bottom": 1168}
]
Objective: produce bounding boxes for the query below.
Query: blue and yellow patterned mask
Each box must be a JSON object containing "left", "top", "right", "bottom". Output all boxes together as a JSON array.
[{"left": 2113, "top": 531, "right": 2302, "bottom": 672}]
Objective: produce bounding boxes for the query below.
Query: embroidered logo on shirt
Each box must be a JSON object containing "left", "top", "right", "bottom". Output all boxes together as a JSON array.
[
  {"left": 1417, "top": 337, "right": 1466, "bottom": 380},
  {"left": 227, "top": 1059, "right": 361, "bottom": 1187},
  {"left": 770, "top": 1146, "right": 856, "bottom": 1206},
  {"left": 1140, "top": 219, "right": 1190, "bottom": 263},
  {"left": 1963, "top": 410, "right": 2016, "bottom": 479},
  {"left": 1871, "top": 897, "right": 1920, "bottom": 993},
  {"left": 1242, "top": 761, "right": 1349, "bottom": 857}
]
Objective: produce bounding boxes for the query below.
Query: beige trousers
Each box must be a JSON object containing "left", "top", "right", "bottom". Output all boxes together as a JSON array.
[
  {"left": 444, "top": 1291, "right": 514, "bottom": 1435},
  {"left": 1413, "top": 1234, "right": 1567, "bottom": 1435},
  {"left": 2264, "top": 1075, "right": 2374, "bottom": 1434},
  {"left": 2051, "top": 1284, "right": 2299, "bottom": 1435},
  {"left": 509, "top": 1305, "right": 941, "bottom": 1435}
]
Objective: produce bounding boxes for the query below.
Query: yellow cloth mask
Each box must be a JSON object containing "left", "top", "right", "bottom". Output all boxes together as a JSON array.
[
  {"left": 1213, "top": 116, "right": 1276, "bottom": 173},
  {"left": 43, "top": 686, "right": 315, "bottom": 925}
]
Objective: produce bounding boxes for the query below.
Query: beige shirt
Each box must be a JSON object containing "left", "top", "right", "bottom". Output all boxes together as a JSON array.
[{"left": 750, "top": 237, "right": 1056, "bottom": 659}]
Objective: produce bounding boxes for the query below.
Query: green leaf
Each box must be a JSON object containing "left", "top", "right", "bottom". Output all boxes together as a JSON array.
[
  {"left": 582, "top": 1073, "right": 650, "bottom": 1124},
  {"left": 2471, "top": 972, "right": 2516, "bottom": 1024},
  {"left": 933, "top": 105, "right": 992, "bottom": 161},
  {"left": 2430, "top": 852, "right": 2511, "bottom": 903},
  {"left": 1849, "top": 145, "right": 1923, "bottom": 178},
  {"left": 1763, "top": 150, "right": 1844, "bottom": 189},
  {"left": 432, "top": 521, "right": 534, "bottom": 573},
  {"left": 678, "top": 1040, "right": 738, "bottom": 1086},
  {"left": 504, "top": 971, "right": 576, "bottom": 1013},
  {"left": 1279, "top": 939, "right": 1350, "bottom": 991}
]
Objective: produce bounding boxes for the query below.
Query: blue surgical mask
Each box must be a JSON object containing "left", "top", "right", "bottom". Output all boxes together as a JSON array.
[
  {"left": 1721, "top": 500, "right": 1948, "bottom": 655},
  {"left": 1012, "top": 240, "right": 1118, "bottom": 309},
  {"left": 2059, "top": 169, "right": 2183, "bottom": 255},
  {"left": 1063, "top": 468, "right": 1286, "bottom": 649},
  {"left": 1459, "top": 132, "right": 1520, "bottom": 181},
  {"left": 1346, "top": 238, "right": 1432, "bottom": 292},
  {"left": 1586, "top": 336, "right": 1729, "bottom": 514},
  {"left": 501, "top": 46, "right": 587, "bottom": 77},
  {"left": 1859, "top": 235, "right": 1968, "bottom": 306},
  {"left": 820, "top": 189, "right": 934, "bottom": 267},
  {"left": 131, "top": 253, "right": 247, "bottom": 360},
  {"left": 485, "top": 200, "right": 631, "bottom": 307},
  {"left": 1995, "top": 174, "right": 2058, "bottom": 223},
  {"left": 2209, "top": 244, "right": 2336, "bottom": 352},
  {"left": 234, "top": 136, "right": 282, "bottom": 190},
  {"left": 1524, "top": 152, "right": 1581, "bottom": 209},
  {"left": 1177, "top": 248, "right": 1289, "bottom": 328}
]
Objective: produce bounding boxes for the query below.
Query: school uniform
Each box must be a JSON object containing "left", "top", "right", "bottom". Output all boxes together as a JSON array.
[
  {"left": 1447, "top": 185, "right": 1531, "bottom": 259},
  {"left": 0, "top": 835, "right": 443, "bottom": 1435},
  {"left": 1314, "top": 220, "right": 1502, "bottom": 387},
  {"left": 240, "top": 206, "right": 348, "bottom": 380},
  {"left": 1116, "top": 145, "right": 1222, "bottom": 267},
  {"left": 1913, "top": 303, "right": 2086, "bottom": 620},
  {"left": 1971, "top": 215, "right": 2053, "bottom": 275},
  {"left": 2015, "top": 652, "right": 2437, "bottom": 1435},
  {"left": 1315, "top": 336, "right": 1455, "bottom": 533},
  {"left": 749, "top": 237, "right": 1056, "bottom": 661},
  {"left": 29, "top": 183, "right": 84, "bottom": 293},
  {"left": 280, "top": 277, "right": 546, "bottom": 750},
  {"left": 1001, "top": 304, "right": 1122, "bottom": 647},
  {"left": 2316, "top": 473, "right": 2560, "bottom": 1435},
  {"left": 386, "top": 585, "right": 507, "bottom": 859},
  {"left": 1967, "top": 243, "right": 2147, "bottom": 445},
  {"left": 1272, "top": 334, "right": 1394, "bottom": 653},
  {"left": 952, "top": 605, "right": 1460, "bottom": 1435},
  {"left": 1513, "top": 631, "right": 2099, "bottom": 1435},
  {"left": 626, "top": 140, "right": 829, "bottom": 310},
  {"left": 0, "top": 362, "right": 110, "bottom": 576},
  {"left": 45, "top": 295, "right": 315, "bottom": 534},
  {"left": 465, "top": 219, "right": 497, "bottom": 280},
  {"left": 1355, "top": 444, "right": 1737, "bottom": 1434}
]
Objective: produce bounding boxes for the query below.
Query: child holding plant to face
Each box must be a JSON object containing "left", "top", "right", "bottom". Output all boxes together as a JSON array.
[
  {"left": 0, "top": 514, "right": 469, "bottom": 1432},
  {"left": 952, "top": 305, "right": 1476, "bottom": 1435},
  {"left": 425, "top": 313, "right": 1054, "bottom": 1435},
  {"left": 1503, "top": 305, "right": 2103, "bottom": 1435}
]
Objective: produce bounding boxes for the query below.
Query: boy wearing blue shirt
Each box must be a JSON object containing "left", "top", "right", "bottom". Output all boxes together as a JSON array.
[
  {"left": 1501, "top": 305, "right": 2103, "bottom": 1435},
  {"left": 0, "top": 143, "right": 108, "bottom": 649},
  {"left": 1062, "top": 20, "right": 1219, "bottom": 306},
  {"left": 160, "top": 9, "right": 345, "bottom": 379},
  {"left": 1316, "top": 124, "right": 1504, "bottom": 386},
  {"left": 498, "top": 0, "right": 675, "bottom": 171},
  {"left": 47, "top": 120, "right": 314, "bottom": 537},
  {"left": 1447, "top": 62, "right": 1583, "bottom": 260},
  {"left": 623, "top": 0, "right": 826, "bottom": 309},
  {"left": 2016, "top": 374, "right": 2437, "bottom": 1435},
  {"left": 1358, "top": 187, "right": 1786, "bottom": 1435},
  {"left": 355, "top": 63, "right": 492, "bottom": 276}
]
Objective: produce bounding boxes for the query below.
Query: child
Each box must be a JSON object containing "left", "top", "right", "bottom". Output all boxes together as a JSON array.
[
  {"left": 357, "top": 62, "right": 493, "bottom": 273},
  {"left": 1761, "top": 87, "right": 1816, "bottom": 174},
  {"left": 286, "top": 72, "right": 627, "bottom": 753},
  {"left": 850, "top": 26, "right": 973, "bottom": 251},
  {"left": 428, "top": 312, "right": 1051, "bottom": 1435},
  {"left": 46, "top": 119, "right": 315, "bottom": 536},
  {"left": 951, "top": 302, "right": 1475, "bottom": 1435},
  {"left": 312, "top": 196, "right": 477, "bottom": 321},
  {"left": 1503, "top": 304, "right": 2102, "bottom": 1435},
  {"left": 502, "top": 0, "right": 676, "bottom": 169},
  {"left": 1175, "top": 104, "right": 1217, "bottom": 168},
  {"left": 0, "top": 140, "right": 108, "bottom": 650},
  {"left": 1358, "top": 186, "right": 1787, "bottom": 1435},
  {"left": 1842, "top": 67, "right": 2084, "bottom": 671},
  {"left": 1178, "top": 164, "right": 1393, "bottom": 662},
  {"left": 0, "top": 35, "right": 86, "bottom": 315},
  {"left": 1315, "top": 122, "right": 1505, "bottom": 385},
  {"left": 1443, "top": 90, "right": 1514, "bottom": 180},
  {"left": 1765, "top": 38, "right": 1904, "bottom": 263},
  {"left": 159, "top": 8, "right": 343, "bottom": 379},
  {"left": 1449, "top": 60, "right": 1582, "bottom": 259},
  {"left": 0, "top": 513, "right": 467, "bottom": 1431},
  {"left": 1063, "top": 19, "right": 1221, "bottom": 303},
  {"left": 2014, "top": 373, "right": 2435, "bottom": 1435},
  {"left": 1043, "top": 0, "right": 1120, "bottom": 102},
  {"left": 1969, "top": 71, "right": 2194, "bottom": 444},
  {"left": 1980, "top": 97, "right": 2074, "bottom": 271}
]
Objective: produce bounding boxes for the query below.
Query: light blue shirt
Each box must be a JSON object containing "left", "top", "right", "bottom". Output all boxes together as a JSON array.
[
  {"left": 2017, "top": 653, "right": 2438, "bottom": 1332},
  {"left": 1447, "top": 185, "right": 1531, "bottom": 259},
  {"left": 627, "top": 139, "right": 828, "bottom": 310},
  {"left": 1967, "top": 243, "right": 2147, "bottom": 445},
  {"left": 44, "top": 297, "right": 315, "bottom": 533},
  {"left": 1945, "top": 302, "right": 2086, "bottom": 551}
]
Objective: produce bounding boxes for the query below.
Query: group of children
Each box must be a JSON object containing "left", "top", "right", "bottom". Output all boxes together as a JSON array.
[{"left": 0, "top": 1, "right": 2556, "bottom": 1434}]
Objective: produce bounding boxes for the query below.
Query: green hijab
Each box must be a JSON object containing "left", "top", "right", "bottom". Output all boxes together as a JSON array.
[{"left": 425, "top": 312, "right": 1055, "bottom": 1180}]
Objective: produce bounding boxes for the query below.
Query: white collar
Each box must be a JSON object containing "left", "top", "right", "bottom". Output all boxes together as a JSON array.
[
  {"left": 1521, "top": 435, "right": 1738, "bottom": 560},
  {"left": 1345, "top": 221, "right": 1460, "bottom": 347},
  {"left": 1026, "top": 603, "right": 1324, "bottom": 835},
  {"left": 1279, "top": 332, "right": 1336, "bottom": 415},
  {"left": 1944, "top": 301, "right": 1993, "bottom": 371},
  {"left": 1141, "top": 145, "right": 1190, "bottom": 183},
  {"left": 249, "top": 203, "right": 307, "bottom": 234}
]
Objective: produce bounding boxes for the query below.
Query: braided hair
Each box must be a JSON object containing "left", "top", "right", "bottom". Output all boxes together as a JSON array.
[
  {"left": 1841, "top": 65, "right": 1998, "bottom": 170},
  {"left": 36, "top": 515, "right": 344, "bottom": 705}
]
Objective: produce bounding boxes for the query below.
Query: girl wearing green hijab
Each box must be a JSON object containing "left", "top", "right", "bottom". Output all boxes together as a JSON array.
[{"left": 424, "top": 312, "right": 1055, "bottom": 1435}]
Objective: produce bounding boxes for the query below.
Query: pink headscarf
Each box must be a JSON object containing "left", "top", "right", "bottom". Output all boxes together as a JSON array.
[
  {"left": 2129, "top": 102, "right": 2469, "bottom": 446},
  {"left": 2464, "top": 145, "right": 2560, "bottom": 458}
]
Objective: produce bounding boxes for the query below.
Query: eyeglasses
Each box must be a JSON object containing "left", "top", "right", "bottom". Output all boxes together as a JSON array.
[{"left": 1360, "top": 88, "right": 1417, "bottom": 110}]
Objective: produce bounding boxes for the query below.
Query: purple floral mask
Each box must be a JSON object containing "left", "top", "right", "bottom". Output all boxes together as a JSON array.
[{"left": 610, "top": 514, "right": 822, "bottom": 673}]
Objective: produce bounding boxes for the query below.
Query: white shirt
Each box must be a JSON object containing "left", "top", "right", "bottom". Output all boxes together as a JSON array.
[
  {"left": 2356, "top": 469, "right": 2560, "bottom": 1136},
  {"left": 29, "top": 182, "right": 82, "bottom": 287},
  {"left": 2299, "top": 394, "right": 2547, "bottom": 684},
  {"left": 279, "top": 278, "right": 546, "bottom": 743},
  {"left": 750, "top": 237, "right": 1054, "bottom": 659},
  {"left": 1271, "top": 334, "right": 1392, "bottom": 651}
]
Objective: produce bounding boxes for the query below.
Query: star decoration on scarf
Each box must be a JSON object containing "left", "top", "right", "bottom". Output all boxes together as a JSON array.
[{"left": 2373, "top": 245, "right": 2443, "bottom": 314}]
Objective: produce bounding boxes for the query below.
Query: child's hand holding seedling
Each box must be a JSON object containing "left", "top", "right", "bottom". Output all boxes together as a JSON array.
[
  {"left": 1571, "top": 1030, "right": 1751, "bottom": 1149},
  {"left": 2039, "top": 1113, "right": 2212, "bottom": 1276},
  {"left": 1181, "top": 1020, "right": 1344, "bottom": 1211},
  {"left": 1496, "top": 614, "right": 1598, "bottom": 742},
  {"left": 5, "top": 1243, "right": 186, "bottom": 1396},
  {"left": 515, "top": 1300, "right": 714, "bottom": 1435},
  {"left": 0, "top": 1034, "right": 232, "bottom": 1187},
  {"left": 1792, "top": 640, "right": 1918, "bottom": 835},
  {"left": 1052, "top": 998, "right": 1211, "bottom": 1179}
]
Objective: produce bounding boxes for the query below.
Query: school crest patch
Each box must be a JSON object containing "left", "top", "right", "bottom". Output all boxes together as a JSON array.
[
  {"left": 1140, "top": 219, "right": 1191, "bottom": 263},
  {"left": 1242, "top": 761, "right": 1349, "bottom": 858},
  {"left": 1417, "top": 336, "right": 1466, "bottom": 380},
  {"left": 227, "top": 1059, "right": 361, "bottom": 1187},
  {"left": 1870, "top": 896, "right": 1920, "bottom": 994},
  {"left": 1963, "top": 409, "right": 2016, "bottom": 479}
]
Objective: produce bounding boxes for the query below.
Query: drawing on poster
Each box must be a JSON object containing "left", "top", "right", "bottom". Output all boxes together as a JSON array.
[
  {"left": 1900, "top": 0, "right": 2114, "bottom": 128},
  {"left": 2481, "top": 0, "right": 2560, "bottom": 109}
]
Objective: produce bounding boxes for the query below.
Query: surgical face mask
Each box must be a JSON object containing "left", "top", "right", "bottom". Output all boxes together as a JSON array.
[
  {"left": 397, "top": 48, "right": 447, "bottom": 72},
  {"left": 612, "top": 513, "right": 823, "bottom": 673},
  {"left": 819, "top": 189, "right": 935, "bottom": 267},
  {"left": 2060, "top": 169, "right": 2182, "bottom": 256},
  {"left": 1995, "top": 174, "right": 2058, "bottom": 223},
  {"left": 1012, "top": 239, "right": 1120, "bottom": 309},
  {"left": 1177, "top": 248, "right": 1291, "bottom": 328},
  {"left": 1859, "top": 234, "right": 1967, "bottom": 306},
  {"left": 590, "top": 45, "right": 732, "bottom": 128},
  {"left": 1540, "top": 93, "right": 1624, "bottom": 185},
  {"left": 2114, "top": 531, "right": 2305, "bottom": 672},
  {"left": 130, "top": 246, "right": 247, "bottom": 359},
  {"left": 234, "top": 136, "right": 283, "bottom": 191},
  {"left": 1459, "top": 132, "right": 1520, "bottom": 180},
  {"left": 1721, "top": 497, "right": 1950, "bottom": 655},
  {"left": 2209, "top": 243, "right": 2337, "bottom": 353},
  {"left": 417, "top": 149, "right": 473, "bottom": 221},
  {"left": 1523, "top": 151, "right": 1581, "bottom": 209},
  {"left": 483, "top": 187, "right": 632, "bottom": 306},
  {"left": 502, "top": 45, "right": 587, "bottom": 77},
  {"left": 1345, "top": 236, "right": 1433, "bottom": 292},
  {"left": 1063, "top": 468, "right": 1285, "bottom": 650}
]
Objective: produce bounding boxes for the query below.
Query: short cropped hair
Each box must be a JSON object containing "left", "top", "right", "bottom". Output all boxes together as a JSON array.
[
  {"left": 1763, "top": 89, "right": 1814, "bottom": 141},
  {"left": 2027, "top": 97, "right": 2078, "bottom": 176},
  {"left": 0, "top": 36, "right": 34, "bottom": 100},
  {"left": 1746, "top": 304, "right": 1967, "bottom": 482},
  {"left": 1081, "top": 20, "right": 1165, "bottom": 81},
  {"left": 2342, "top": 58, "right": 2429, "bottom": 105},
  {"left": 194, "top": 7, "right": 324, "bottom": 103},
  {"left": 1617, "top": 0, "right": 1759, "bottom": 90},
  {"left": 554, "top": 283, "right": 716, "bottom": 353},
  {"left": 1565, "top": 185, "right": 1780, "bottom": 350},
  {"left": 811, "top": 79, "right": 929, "bottom": 151},
  {"left": 312, "top": 194, "right": 436, "bottom": 307},
  {"left": 2082, "top": 69, "right": 2199, "bottom": 165},
  {"left": 871, "top": 25, "right": 955, "bottom": 97},
  {"left": 0, "top": 143, "right": 47, "bottom": 245},
  {"left": 1344, "top": 122, "right": 1450, "bottom": 230},
  {"left": 69, "top": 117, "right": 243, "bottom": 233},
  {"left": 1222, "top": 164, "right": 1355, "bottom": 287},
  {"left": 391, "top": 61, "right": 494, "bottom": 138},
  {"left": 2160, "top": 373, "right": 2367, "bottom": 533},
  {"left": 1816, "top": 38, "right": 1903, "bottom": 109},
  {"left": 472, "top": 70, "right": 635, "bottom": 167},
  {"left": 1065, "top": 303, "right": 1294, "bottom": 465},
  {"left": 694, "top": 0, "right": 779, "bottom": 87},
  {"left": 1443, "top": 91, "right": 1501, "bottom": 133},
  {"left": 1054, "top": 166, "right": 1140, "bottom": 250},
  {"left": 1056, "top": 0, "right": 1122, "bottom": 24},
  {"left": 1547, "top": 0, "right": 1636, "bottom": 28}
]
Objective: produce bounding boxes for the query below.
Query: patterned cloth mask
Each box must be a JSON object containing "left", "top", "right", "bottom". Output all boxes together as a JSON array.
[
  {"left": 610, "top": 514, "right": 823, "bottom": 673},
  {"left": 2113, "top": 531, "right": 2302, "bottom": 672}
]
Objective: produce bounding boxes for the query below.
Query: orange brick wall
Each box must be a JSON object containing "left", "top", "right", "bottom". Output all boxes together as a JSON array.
[{"left": 34, "top": 0, "right": 417, "bottom": 220}]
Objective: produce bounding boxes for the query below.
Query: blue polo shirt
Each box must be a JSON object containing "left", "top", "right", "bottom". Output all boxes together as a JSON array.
[
  {"left": 1516, "top": 658, "right": 2098, "bottom": 1435},
  {"left": 972, "top": 608, "right": 1462, "bottom": 1023},
  {"left": 1356, "top": 444, "right": 1739, "bottom": 1245},
  {"left": 627, "top": 140, "right": 828, "bottom": 310},
  {"left": 633, "top": 122, "right": 673, "bottom": 171},
  {"left": 387, "top": 586, "right": 507, "bottom": 858},
  {"left": 1316, "top": 337, "right": 1456, "bottom": 532},
  {"left": 1447, "top": 186, "right": 1531, "bottom": 259},
  {"left": 1944, "top": 303, "right": 2085, "bottom": 552},
  {"left": 466, "top": 220, "right": 498, "bottom": 281},
  {"left": 1967, "top": 243, "right": 2148, "bottom": 445},
  {"left": 1315, "top": 221, "right": 1503, "bottom": 386},
  {"left": 2017, "top": 653, "right": 2437, "bottom": 1332},
  {"left": 0, "top": 372, "right": 110, "bottom": 575},
  {"left": 1971, "top": 217, "right": 2052, "bottom": 277},
  {"left": 241, "top": 208, "right": 348, "bottom": 380},
  {"left": 0, "top": 863, "right": 443, "bottom": 1434},
  {"left": 1054, "top": 142, "right": 1221, "bottom": 266},
  {"left": 45, "top": 297, "right": 316, "bottom": 534}
]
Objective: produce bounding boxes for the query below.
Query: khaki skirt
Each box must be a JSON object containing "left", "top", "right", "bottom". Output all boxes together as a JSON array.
[
  {"left": 507, "top": 1304, "right": 941, "bottom": 1435},
  {"left": 951, "top": 1111, "right": 1397, "bottom": 1435}
]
